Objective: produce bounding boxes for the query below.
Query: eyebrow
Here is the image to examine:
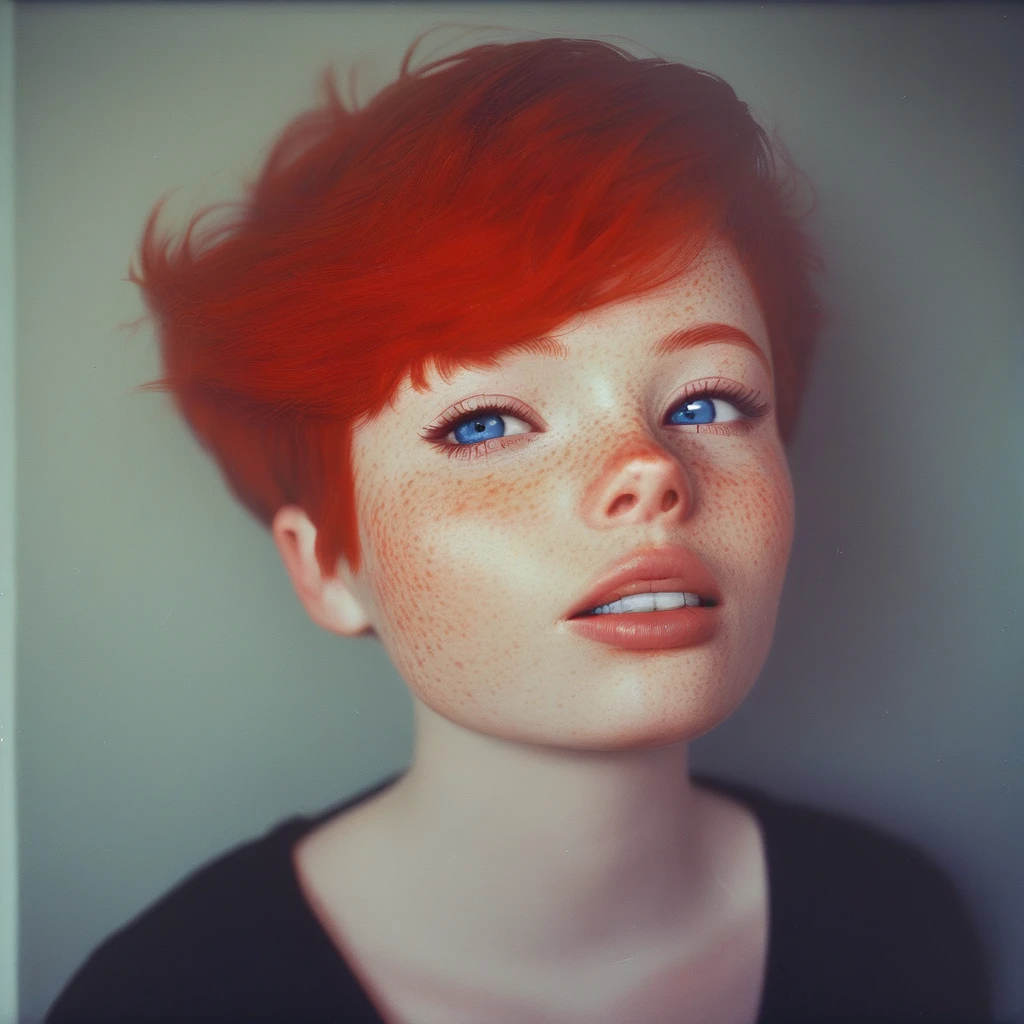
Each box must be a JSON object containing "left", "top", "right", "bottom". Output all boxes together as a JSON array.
[{"left": 518, "top": 322, "right": 773, "bottom": 378}]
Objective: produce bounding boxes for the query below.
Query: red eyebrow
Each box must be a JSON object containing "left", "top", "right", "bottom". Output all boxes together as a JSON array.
[
  {"left": 652, "top": 323, "right": 772, "bottom": 378},
  {"left": 522, "top": 322, "right": 772, "bottom": 378}
]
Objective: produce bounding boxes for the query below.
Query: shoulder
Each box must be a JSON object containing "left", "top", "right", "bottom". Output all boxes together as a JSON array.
[
  {"left": 45, "top": 816, "right": 333, "bottom": 1023},
  {"left": 697, "top": 775, "right": 994, "bottom": 1023}
]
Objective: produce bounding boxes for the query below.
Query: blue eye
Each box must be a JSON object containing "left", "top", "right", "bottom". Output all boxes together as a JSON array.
[
  {"left": 452, "top": 414, "right": 506, "bottom": 444},
  {"left": 668, "top": 396, "right": 742, "bottom": 426},
  {"left": 447, "top": 407, "right": 533, "bottom": 447}
]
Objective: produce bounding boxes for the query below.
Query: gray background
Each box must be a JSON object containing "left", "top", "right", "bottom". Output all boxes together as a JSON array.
[{"left": 14, "top": 4, "right": 1023, "bottom": 1022}]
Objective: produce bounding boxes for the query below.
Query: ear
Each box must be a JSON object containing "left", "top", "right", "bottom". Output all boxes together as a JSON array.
[{"left": 271, "top": 505, "right": 375, "bottom": 637}]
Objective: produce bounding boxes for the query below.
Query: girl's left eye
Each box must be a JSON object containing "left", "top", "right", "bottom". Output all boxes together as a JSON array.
[{"left": 667, "top": 396, "right": 744, "bottom": 425}]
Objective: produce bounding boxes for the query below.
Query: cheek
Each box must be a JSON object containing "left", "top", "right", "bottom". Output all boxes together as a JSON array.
[
  {"left": 358, "top": 475, "right": 438, "bottom": 638},
  {"left": 360, "top": 503, "right": 465, "bottom": 702},
  {"left": 691, "top": 445, "right": 794, "bottom": 586},
  {"left": 353, "top": 462, "right": 553, "bottom": 691}
]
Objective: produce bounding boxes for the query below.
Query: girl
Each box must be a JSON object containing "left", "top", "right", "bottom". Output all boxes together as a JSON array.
[{"left": 48, "top": 35, "right": 990, "bottom": 1024}]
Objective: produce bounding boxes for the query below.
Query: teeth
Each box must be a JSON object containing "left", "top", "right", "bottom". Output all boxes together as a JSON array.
[{"left": 587, "top": 592, "right": 703, "bottom": 616}]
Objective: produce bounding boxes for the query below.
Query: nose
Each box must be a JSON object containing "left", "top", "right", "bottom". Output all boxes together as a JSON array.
[{"left": 581, "top": 436, "right": 695, "bottom": 529}]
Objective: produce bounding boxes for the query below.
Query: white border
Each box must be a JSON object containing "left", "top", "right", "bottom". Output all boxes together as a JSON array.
[{"left": 0, "top": 1, "right": 18, "bottom": 1021}]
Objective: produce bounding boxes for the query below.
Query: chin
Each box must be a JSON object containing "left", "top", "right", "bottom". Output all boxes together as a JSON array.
[
  {"left": 563, "top": 705, "right": 740, "bottom": 752},
  {"left": 462, "top": 692, "right": 748, "bottom": 753},
  {"left": 556, "top": 666, "right": 760, "bottom": 751}
]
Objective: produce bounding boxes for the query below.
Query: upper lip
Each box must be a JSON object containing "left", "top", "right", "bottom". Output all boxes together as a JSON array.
[{"left": 564, "top": 545, "right": 722, "bottom": 619}]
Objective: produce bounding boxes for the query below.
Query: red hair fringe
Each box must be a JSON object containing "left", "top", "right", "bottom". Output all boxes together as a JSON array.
[{"left": 131, "top": 36, "right": 824, "bottom": 577}]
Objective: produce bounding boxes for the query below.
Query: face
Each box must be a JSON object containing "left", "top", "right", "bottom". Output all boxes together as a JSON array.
[{"left": 337, "top": 237, "right": 794, "bottom": 750}]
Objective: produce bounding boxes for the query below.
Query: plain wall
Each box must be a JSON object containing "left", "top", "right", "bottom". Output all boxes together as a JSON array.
[
  {"left": 14, "top": 4, "right": 1023, "bottom": 1022},
  {"left": 2, "top": 1, "right": 18, "bottom": 1021}
]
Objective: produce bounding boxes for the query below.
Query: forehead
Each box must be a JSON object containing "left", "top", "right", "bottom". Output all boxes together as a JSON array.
[{"left": 549, "top": 238, "right": 769, "bottom": 363}]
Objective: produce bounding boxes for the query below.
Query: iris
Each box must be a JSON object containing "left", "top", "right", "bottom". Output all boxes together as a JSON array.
[
  {"left": 670, "top": 398, "right": 716, "bottom": 425},
  {"left": 452, "top": 414, "right": 506, "bottom": 444}
]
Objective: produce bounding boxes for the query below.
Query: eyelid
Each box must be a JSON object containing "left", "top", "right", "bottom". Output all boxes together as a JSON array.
[
  {"left": 669, "top": 377, "right": 771, "bottom": 421},
  {"left": 419, "top": 394, "right": 540, "bottom": 441}
]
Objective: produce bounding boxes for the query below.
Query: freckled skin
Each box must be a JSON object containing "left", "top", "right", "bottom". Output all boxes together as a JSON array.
[{"left": 340, "top": 238, "right": 794, "bottom": 750}]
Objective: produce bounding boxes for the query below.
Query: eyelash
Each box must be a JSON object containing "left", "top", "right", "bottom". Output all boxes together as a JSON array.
[
  {"left": 674, "top": 377, "right": 771, "bottom": 426},
  {"left": 420, "top": 381, "right": 771, "bottom": 460},
  {"left": 419, "top": 395, "right": 537, "bottom": 461}
]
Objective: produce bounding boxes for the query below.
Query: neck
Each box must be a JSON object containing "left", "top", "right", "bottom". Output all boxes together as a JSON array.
[{"left": 374, "top": 699, "right": 709, "bottom": 961}]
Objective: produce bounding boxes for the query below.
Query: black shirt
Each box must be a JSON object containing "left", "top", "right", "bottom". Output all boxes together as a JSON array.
[{"left": 46, "top": 774, "right": 993, "bottom": 1023}]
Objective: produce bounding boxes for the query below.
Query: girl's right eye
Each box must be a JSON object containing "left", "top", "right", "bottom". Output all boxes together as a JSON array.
[
  {"left": 419, "top": 395, "right": 538, "bottom": 460},
  {"left": 447, "top": 410, "right": 532, "bottom": 446}
]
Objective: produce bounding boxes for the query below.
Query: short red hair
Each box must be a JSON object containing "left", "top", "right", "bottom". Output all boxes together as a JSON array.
[{"left": 132, "top": 36, "right": 823, "bottom": 578}]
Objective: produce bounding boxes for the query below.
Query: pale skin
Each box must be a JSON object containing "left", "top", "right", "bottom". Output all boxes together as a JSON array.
[{"left": 272, "top": 237, "right": 794, "bottom": 1024}]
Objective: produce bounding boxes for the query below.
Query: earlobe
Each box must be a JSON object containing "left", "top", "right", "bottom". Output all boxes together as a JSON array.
[{"left": 271, "top": 505, "right": 375, "bottom": 638}]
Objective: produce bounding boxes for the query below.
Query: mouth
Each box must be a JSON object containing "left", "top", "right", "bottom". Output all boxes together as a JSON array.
[
  {"left": 564, "top": 546, "right": 722, "bottom": 620},
  {"left": 563, "top": 547, "right": 722, "bottom": 651},
  {"left": 572, "top": 589, "right": 719, "bottom": 617}
]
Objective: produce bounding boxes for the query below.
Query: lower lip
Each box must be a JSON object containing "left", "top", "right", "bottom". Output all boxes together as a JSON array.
[{"left": 565, "top": 606, "right": 721, "bottom": 651}]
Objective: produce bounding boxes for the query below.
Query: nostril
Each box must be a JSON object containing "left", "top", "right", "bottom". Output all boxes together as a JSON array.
[
  {"left": 608, "top": 493, "right": 637, "bottom": 516},
  {"left": 661, "top": 490, "right": 678, "bottom": 512}
]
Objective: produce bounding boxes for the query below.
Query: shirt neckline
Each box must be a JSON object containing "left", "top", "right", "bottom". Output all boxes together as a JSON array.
[{"left": 272, "top": 771, "right": 779, "bottom": 1024}]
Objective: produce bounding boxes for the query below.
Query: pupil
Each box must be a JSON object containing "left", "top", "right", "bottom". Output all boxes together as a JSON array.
[{"left": 474, "top": 422, "right": 485, "bottom": 432}]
